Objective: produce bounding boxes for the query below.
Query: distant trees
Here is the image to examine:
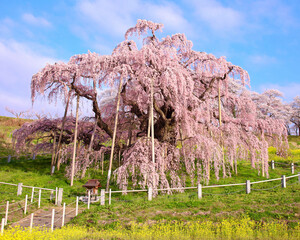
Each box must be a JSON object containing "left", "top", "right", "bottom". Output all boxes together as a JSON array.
[{"left": 13, "top": 20, "right": 288, "bottom": 190}]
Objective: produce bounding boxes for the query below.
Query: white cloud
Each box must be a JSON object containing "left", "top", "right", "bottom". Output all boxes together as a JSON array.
[
  {"left": 75, "top": 0, "right": 192, "bottom": 39},
  {"left": 190, "top": 0, "right": 244, "bottom": 34},
  {"left": 249, "top": 55, "right": 277, "bottom": 65},
  {"left": 258, "top": 82, "right": 300, "bottom": 102},
  {"left": 22, "top": 13, "right": 52, "bottom": 28},
  {"left": 0, "top": 39, "right": 59, "bottom": 116}
]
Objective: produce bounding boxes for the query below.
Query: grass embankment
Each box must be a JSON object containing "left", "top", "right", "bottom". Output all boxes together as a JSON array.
[{"left": 0, "top": 116, "right": 299, "bottom": 239}]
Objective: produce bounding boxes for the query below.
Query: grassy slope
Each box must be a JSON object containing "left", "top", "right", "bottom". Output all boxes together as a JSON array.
[{"left": 0, "top": 116, "right": 299, "bottom": 236}]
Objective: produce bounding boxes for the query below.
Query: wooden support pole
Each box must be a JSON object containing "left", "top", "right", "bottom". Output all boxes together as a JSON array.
[
  {"left": 148, "top": 187, "right": 153, "bottom": 201},
  {"left": 298, "top": 172, "right": 300, "bottom": 183},
  {"left": 100, "top": 189, "right": 105, "bottom": 206},
  {"left": 62, "top": 203, "right": 66, "bottom": 227},
  {"left": 17, "top": 183, "right": 23, "bottom": 196},
  {"left": 106, "top": 78, "right": 123, "bottom": 191},
  {"left": 5, "top": 201, "right": 9, "bottom": 225},
  {"left": 31, "top": 187, "right": 35, "bottom": 203},
  {"left": 109, "top": 189, "right": 111, "bottom": 205},
  {"left": 197, "top": 184, "right": 202, "bottom": 199},
  {"left": 51, "top": 209, "right": 55, "bottom": 231},
  {"left": 29, "top": 213, "right": 34, "bottom": 232},
  {"left": 246, "top": 180, "right": 251, "bottom": 194},
  {"left": 24, "top": 194, "right": 28, "bottom": 214},
  {"left": 71, "top": 95, "right": 80, "bottom": 187},
  {"left": 76, "top": 196, "right": 79, "bottom": 216},
  {"left": 281, "top": 175, "right": 286, "bottom": 188},
  {"left": 38, "top": 189, "right": 41, "bottom": 208},
  {"left": 87, "top": 191, "right": 91, "bottom": 210},
  {"left": 150, "top": 78, "right": 155, "bottom": 164}
]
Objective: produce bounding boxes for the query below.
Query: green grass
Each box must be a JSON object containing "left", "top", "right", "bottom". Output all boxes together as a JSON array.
[{"left": 0, "top": 115, "right": 299, "bottom": 238}]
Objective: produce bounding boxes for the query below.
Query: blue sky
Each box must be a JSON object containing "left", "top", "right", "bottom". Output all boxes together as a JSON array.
[{"left": 0, "top": 0, "right": 300, "bottom": 117}]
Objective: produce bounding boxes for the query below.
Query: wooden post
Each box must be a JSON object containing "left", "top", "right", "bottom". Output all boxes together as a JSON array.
[
  {"left": 298, "top": 172, "right": 300, "bottom": 183},
  {"left": 38, "top": 189, "right": 41, "bottom": 208},
  {"left": 150, "top": 78, "right": 155, "bottom": 164},
  {"left": 197, "top": 184, "right": 202, "bottom": 199},
  {"left": 271, "top": 160, "right": 275, "bottom": 170},
  {"left": 71, "top": 94, "right": 80, "bottom": 186},
  {"left": 17, "top": 183, "right": 23, "bottom": 196},
  {"left": 31, "top": 187, "right": 35, "bottom": 203},
  {"left": 57, "top": 188, "right": 63, "bottom": 206},
  {"left": 148, "top": 187, "right": 152, "bottom": 201},
  {"left": 1, "top": 218, "right": 4, "bottom": 235},
  {"left": 51, "top": 131, "right": 57, "bottom": 175},
  {"left": 51, "top": 209, "right": 55, "bottom": 231},
  {"left": 32, "top": 153, "right": 36, "bottom": 160},
  {"left": 24, "top": 194, "right": 28, "bottom": 214},
  {"left": 291, "top": 163, "right": 294, "bottom": 174},
  {"left": 7, "top": 155, "right": 11, "bottom": 163},
  {"left": 51, "top": 166, "right": 55, "bottom": 175},
  {"left": 55, "top": 187, "right": 58, "bottom": 205},
  {"left": 246, "top": 180, "right": 251, "bottom": 194},
  {"left": 76, "top": 196, "right": 79, "bottom": 216},
  {"left": 100, "top": 189, "right": 105, "bottom": 206},
  {"left": 109, "top": 189, "right": 111, "bottom": 205},
  {"left": 62, "top": 203, "right": 66, "bottom": 227},
  {"left": 281, "top": 175, "right": 286, "bottom": 188},
  {"left": 5, "top": 201, "right": 9, "bottom": 225},
  {"left": 87, "top": 190, "right": 91, "bottom": 210},
  {"left": 29, "top": 213, "right": 34, "bottom": 232},
  {"left": 106, "top": 78, "right": 123, "bottom": 191}
]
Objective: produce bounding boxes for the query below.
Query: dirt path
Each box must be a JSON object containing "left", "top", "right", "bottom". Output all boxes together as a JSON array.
[{"left": 11, "top": 207, "right": 84, "bottom": 229}]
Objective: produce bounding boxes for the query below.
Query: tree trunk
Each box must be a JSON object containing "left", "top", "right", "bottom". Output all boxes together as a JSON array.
[
  {"left": 56, "top": 90, "right": 71, "bottom": 171},
  {"left": 106, "top": 78, "right": 123, "bottom": 191},
  {"left": 70, "top": 95, "right": 80, "bottom": 186}
]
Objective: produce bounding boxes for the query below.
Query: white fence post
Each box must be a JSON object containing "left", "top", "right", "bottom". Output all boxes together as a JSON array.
[
  {"left": 291, "top": 163, "right": 294, "bottom": 174},
  {"left": 17, "top": 183, "right": 23, "bottom": 196},
  {"left": 281, "top": 175, "right": 286, "bottom": 188},
  {"left": 38, "top": 189, "right": 41, "bottom": 208},
  {"left": 246, "top": 180, "right": 251, "bottom": 194},
  {"left": 298, "top": 172, "right": 300, "bottom": 183},
  {"left": 100, "top": 189, "right": 105, "bottom": 206},
  {"left": 31, "top": 187, "right": 35, "bottom": 203},
  {"left": 55, "top": 187, "right": 58, "bottom": 205},
  {"left": 24, "top": 194, "right": 28, "bottom": 214},
  {"left": 1, "top": 218, "right": 4, "bottom": 235},
  {"left": 62, "top": 203, "right": 66, "bottom": 227},
  {"left": 87, "top": 191, "right": 91, "bottom": 210},
  {"left": 271, "top": 160, "right": 275, "bottom": 170},
  {"left": 29, "top": 213, "right": 34, "bottom": 232},
  {"left": 51, "top": 166, "right": 55, "bottom": 175},
  {"left": 32, "top": 153, "right": 36, "bottom": 160},
  {"left": 5, "top": 201, "right": 9, "bottom": 225},
  {"left": 109, "top": 189, "right": 112, "bottom": 205},
  {"left": 57, "top": 188, "right": 63, "bottom": 206},
  {"left": 197, "top": 184, "right": 202, "bottom": 199},
  {"left": 7, "top": 155, "right": 11, "bottom": 163},
  {"left": 75, "top": 196, "right": 79, "bottom": 216},
  {"left": 51, "top": 209, "right": 55, "bottom": 231},
  {"left": 148, "top": 187, "right": 153, "bottom": 201}
]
